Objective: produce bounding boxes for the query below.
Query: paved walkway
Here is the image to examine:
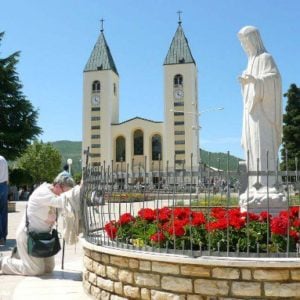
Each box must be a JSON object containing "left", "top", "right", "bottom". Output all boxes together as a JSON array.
[{"left": 0, "top": 202, "right": 92, "bottom": 300}]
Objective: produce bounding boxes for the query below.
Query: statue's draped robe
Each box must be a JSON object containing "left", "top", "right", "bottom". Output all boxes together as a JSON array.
[{"left": 241, "top": 52, "right": 282, "bottom": 188}]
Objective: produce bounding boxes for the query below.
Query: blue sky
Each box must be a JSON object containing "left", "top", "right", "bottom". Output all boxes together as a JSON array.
[{"left": 1, "top": 1, "right": 299, "bottom": 158}]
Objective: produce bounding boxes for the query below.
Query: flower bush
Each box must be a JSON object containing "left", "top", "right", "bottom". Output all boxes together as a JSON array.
[{"left": 104, "top": 206, "right": 300, "bottom": 253}]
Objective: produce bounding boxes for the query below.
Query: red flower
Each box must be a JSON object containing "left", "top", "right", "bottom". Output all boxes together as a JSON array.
[
  {"left": 138, "top": 208, "right": 156, "bottom": 221},
  {"left": 119, "top": 213, "right": 135, "bottom": 225},
  {"left": 104, "top": 221, "right": 118, "bottom": 239},
  {"left": 259, "top": 211, "right": 272, "bottom": 222},
  {"left": 210, "top": 207, "right": 227, "bottom": 219},
  {"left": 157, "top": 207, "right": 172, "bottom": 222},
  {"left": 192, "top": 211, "right": 206, "bottom": 226},
  {"left": 293, "top": 219, "right": 300, "bottom": 228},
  {"left": 240, "top": 211, "right": 260, "bottom": 221},
  {"left": 167, "top": 219, "right": 186, "bottom": 236},
  {"left": 173, "top": 207, "right": 192, "bottom": 220},
  {"left": 150, "top": 231, "right": 166, "bottom": 243},
  {"left": 206, "top": 218, "right": 228, "bottom": 232},
  {"left": 229, "top": 216, "right": 245, "bottom": 229},
  {"left": 289, "top": 230, "right": 299, "bottom": 241},
  {"left": 290, "top": 206, "right": 300, "bottom": 218},
  {"left": 271, "top": 216, "right": 289, "bottom": 235}
]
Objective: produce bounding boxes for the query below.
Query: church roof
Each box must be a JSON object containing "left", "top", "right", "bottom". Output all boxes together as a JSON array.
[
  {"left": 84, "top": 31, "right": 118, "bottom": 75},
  {"left": 164, "top": 23, "right": 195, "bottom": 65},
  {"left": 112, "top": 116, "right": 163, "bottom": 125}
]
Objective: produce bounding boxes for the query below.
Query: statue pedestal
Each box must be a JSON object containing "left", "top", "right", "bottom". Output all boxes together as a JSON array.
[{"left": 239, "top": 187, "right": 287, "bottom": 216}]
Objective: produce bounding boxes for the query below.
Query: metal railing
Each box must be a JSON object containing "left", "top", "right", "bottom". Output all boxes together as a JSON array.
[{"left": 80, "top": 153, "right": 300, "bottom": 258}]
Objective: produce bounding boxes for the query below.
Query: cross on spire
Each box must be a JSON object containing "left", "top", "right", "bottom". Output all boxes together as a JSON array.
[
  {"left": 100, "top": 18, "right": 105, "bottom": 32},
  {"left": 177, "top": 10, "right": 182, "bottom": 25}
]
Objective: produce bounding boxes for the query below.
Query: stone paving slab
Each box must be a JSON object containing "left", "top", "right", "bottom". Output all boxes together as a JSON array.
[{"left": 0, "top": 201, "right": 92, "bottom": 300}]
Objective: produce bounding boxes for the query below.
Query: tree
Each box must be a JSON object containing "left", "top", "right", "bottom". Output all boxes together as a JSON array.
[
  {"left": 17, "top": 141, "right": 62, "bottom": 183},
  {"left": 0, "top": 32, "right": 42, "bottom": 160},
  {"left": 281, "top": 84, "right": 300, "bottom": 170}
]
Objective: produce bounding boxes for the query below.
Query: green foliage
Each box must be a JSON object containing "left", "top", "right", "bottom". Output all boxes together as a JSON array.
[
  {"left": 0, "top": 32, "right": 42, "bottom": 160},
  {"left": 16, "top": 141, "right": 62, "bottom": 183},
  {"left": 200, "top": 149, "right": 242, "bottom": 171},
  {"left": 51, "top": 140, "right": 82, "bottom": 174},
  {"left": 281, "top": 84, "right": 300, "bottom": 170},
  {"left": 9, "top": 168, "right": 33, "bottom": 186}
]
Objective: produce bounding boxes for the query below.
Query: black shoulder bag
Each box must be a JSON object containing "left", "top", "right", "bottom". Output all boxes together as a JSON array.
[{"left": 26, "top": 206, "right": 61, "bottom": 258}]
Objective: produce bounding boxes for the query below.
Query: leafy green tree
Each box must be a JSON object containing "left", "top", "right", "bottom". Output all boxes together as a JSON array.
[
  {"left": 17, "top": 141, "right": 62, "bottom": 183},
  {"left": 281, "top": 84, "right": 300, "bottom": 170},
  {"left": 0, "top": 32, "right": 42, "bottom": 160},
  {"left": 9, "top": 168, "right": 33, "bottom": 187}
]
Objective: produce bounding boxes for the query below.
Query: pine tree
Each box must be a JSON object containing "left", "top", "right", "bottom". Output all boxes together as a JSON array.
[
  {"left": 0, "top": 32, "right": 42, "bottom": 160},
  {"left": 281, "top": 84, "right": 300, "bottom": 170}
]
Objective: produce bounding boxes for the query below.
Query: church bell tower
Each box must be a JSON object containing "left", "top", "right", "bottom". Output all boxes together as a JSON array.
[
  {"left": 163, "top": 14, "right": 199, "bottom": 170},
  {"left": 82, "top": 21, "right": 119, "bottom": 167}
]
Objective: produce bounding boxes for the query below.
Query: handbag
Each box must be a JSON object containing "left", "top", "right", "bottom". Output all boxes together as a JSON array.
[{"left": 26, "top": 205, "right": 61, "bottom": 258}]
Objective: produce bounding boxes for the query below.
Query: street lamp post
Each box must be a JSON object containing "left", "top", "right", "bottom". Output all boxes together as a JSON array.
[{"left": 67, "top": 158, "right": 73, "bottom": 175}]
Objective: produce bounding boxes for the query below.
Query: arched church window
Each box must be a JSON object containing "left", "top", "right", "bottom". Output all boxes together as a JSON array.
[
  {"left": 174, "top": 74, "right": 183, "bottom": 87},
  {"left": 152, "top": 135, "right": 162, "bottom": 161},
  {"left": 92, "top": 81, "right": 101, "bottom": 93},
  {"left": 134, "top": 130, "right": 144, "bottom": 155},
  {"left": 116, "top": 136, "right": 126, "bottom": 162}
]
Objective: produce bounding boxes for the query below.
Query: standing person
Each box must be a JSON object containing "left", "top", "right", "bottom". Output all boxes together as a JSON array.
[
  {"left": 238, "top": 26, "right": 282, "bottom": 189},
  {"left": 0, "top": 155, "right": 8, "bottom": 245},
  {"left": 0, "top": 172, "right": 79, "bottom": 275}
]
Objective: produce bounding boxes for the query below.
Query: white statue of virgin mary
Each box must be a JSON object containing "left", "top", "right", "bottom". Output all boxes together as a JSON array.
[{"left": 238, "top": 26, "right": 285, "bottom": 213}]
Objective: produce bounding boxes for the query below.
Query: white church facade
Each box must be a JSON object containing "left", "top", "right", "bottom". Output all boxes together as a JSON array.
[{"left": 82, "top": 19, "right": 199, "bottom": 175}]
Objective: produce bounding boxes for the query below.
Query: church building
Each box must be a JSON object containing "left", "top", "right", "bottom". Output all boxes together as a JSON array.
[{"left": 82, "top": 18, "right": 199, "bottom": 175}]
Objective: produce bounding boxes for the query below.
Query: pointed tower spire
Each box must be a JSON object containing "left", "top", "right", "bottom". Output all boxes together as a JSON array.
[
  {"left": 84, "top": 20, "right": 118, "bottom": 75},
  {"left": 164, "top": 12, "right": 195, "bottom": 65}
]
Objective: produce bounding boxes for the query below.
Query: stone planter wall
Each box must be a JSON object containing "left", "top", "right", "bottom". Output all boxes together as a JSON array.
[
  {"left": 8, "top": 201, "right": 16, "bottom": 213},
  {"left": 82, "top": 240, "right": 300, "bottom": 299}
]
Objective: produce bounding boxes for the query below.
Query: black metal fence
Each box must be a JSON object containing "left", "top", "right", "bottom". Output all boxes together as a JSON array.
[{"left": 81, "top": 154, "right": 300, "bottom": 258}]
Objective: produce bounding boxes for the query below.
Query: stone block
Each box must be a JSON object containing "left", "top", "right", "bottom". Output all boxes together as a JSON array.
[
  {"left": 82, "top": 280, "right": 91, "bottom": 293},
  {"left": 181, "top": 265, "right": 210, "bottom": 277},
  {"left": 91, "top": 285, "right": 101, "bottom": 298},
  {"left": 253, "top": 269, "right": 289, "bottom": 281},
  {"left": 100, "top": 290, "right": 111, "bottom": 300},
  {"left": 139, "top": 260, "right": 151, "bottom": 271},
  {"left": 83, "top": 248, "right": 91, "bottom": 257},
  {"left": 94, "top": 262, "right": 106, "bottom": 277},
  {"left": 111, "top": 295, "right": 128, "bottom": 300},
  {"left": 106, "top": 265, "right": 119, "bottom": 280},
  {"left": 231, "top": 282, "right": 261, "bottom": 297},
  {"left": 264, "top": 282, "right": 300, "bottom": 297},
  {"left": 212, "top": 267, "right": 240, "bottom": 279},
  {"left": 97, "top": 276, "right": 114, "bottom": 292},
  {"left": 83, "top": 256, "right": 93, "bottom": 271},
  {"left": 114, "top": 281, "right": 123, "bottom": 295},
  {"left": 134, "top": 272, "right": 160, "bottom": 287},
  {"left": 110, "top": 256, "right": 129, "bottom": 268},
  {"left": 129, "top": 258, "right": 139, "bottom": 269},
  {"left": 291, "top": 269, "right": 300, "bottom": 280},
  {"left": 123, "top": 285, "right": 140, "bottom": 299},
  {"left": 187, "top": 295, "right": 204, "bottom": 300},
  {"left": 194, "top": 279, "right": 229, "bottom": 296},
  {"left": 161, "top": 276, "right": 193, "bottom": 293},
  {"left": 91, "top": 250, "right": 102, "bottom": 262},
  {"left": 152, "top": 262, "right": 179, "bottom": 274},
  {"left": 141, "top": 288, "right": 151, "bottom": 300},
  {"left": 151, "top": 290, "right": 185, "bottom": 300},
  {"left": 241, "top": 269, "right": 252, "bottom": 280},
  {"left": 119, "top": 269, "right": 133, "bottom": 284},
  {"left": 102, "top": 253, "right": 110, "bottom": 264},
  {"left": 88, "top": 272, "right": 97, "bottom": 285}
]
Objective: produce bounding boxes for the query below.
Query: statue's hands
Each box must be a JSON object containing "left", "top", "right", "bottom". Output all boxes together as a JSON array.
[{"left": 239, "top": 73, "right": 256, "bottom": 85}]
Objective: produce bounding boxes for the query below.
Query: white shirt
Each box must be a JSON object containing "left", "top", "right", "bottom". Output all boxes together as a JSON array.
[
  {"left": 0, "top": 155, "right": 8, "bottom": 183},
  {"left": 27, "top": 182, "right": 65, "bottom": 232}
]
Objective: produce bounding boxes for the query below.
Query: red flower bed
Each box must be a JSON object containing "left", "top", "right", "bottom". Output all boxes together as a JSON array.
[{"left": 104, "top": 206, "right": 300, "bottom": 253}]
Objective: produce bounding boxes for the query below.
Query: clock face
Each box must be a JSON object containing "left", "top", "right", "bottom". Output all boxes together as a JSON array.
[
  {"left": 91, "top": 95, "right": 100, "bottom": 106},
  {"left": 174, "top": 89, "right": 184, "bottom": 99}
]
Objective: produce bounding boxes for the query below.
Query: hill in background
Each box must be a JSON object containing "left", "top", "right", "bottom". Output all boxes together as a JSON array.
[{"left": 51, "top": 140, "right": 242, "bottom": 174}]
